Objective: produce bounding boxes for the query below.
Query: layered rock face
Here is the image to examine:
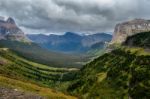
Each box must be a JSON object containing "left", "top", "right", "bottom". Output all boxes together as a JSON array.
[
  {"left": 111, "top": 19, "right": 150, "bottom": 44},
  {"left": 0, "top": 16, "right": 28, "bottom": 41}
]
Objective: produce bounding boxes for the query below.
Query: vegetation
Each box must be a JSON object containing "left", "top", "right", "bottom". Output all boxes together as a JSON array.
[
  {"left": 0, "top": 32, "right": 150, "bottom": 99},
  {"left": 0, "top": 76, "right": 76, "bottom": 99},
  {"left": 0, "top": 40, "right": 89, "bottom": 68},
  {"left": 0, "top": 48, "right": 78, "bottom": 98},
  {"left": 68, "top": 48, "right": 150, "bottom": 99},
  {"left": 124, "top": 31, "right": 150, "bottom": 48}
]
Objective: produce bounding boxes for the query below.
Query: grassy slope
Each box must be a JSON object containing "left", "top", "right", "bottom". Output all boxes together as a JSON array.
[
  {"left": 68, "top": 48, "right": 150, "bottom": 99},
  {"left": 0, "top": 48, "right": 77, "bottom": 98},
  {"left": 0, "top": 40, "right": 88, "bottom": 68},
  {"left": 0, "top": 76, "right": 76, "bottom": 99},
  {"left": 67, "top": 32, "right": 150, "bottom": 99}
]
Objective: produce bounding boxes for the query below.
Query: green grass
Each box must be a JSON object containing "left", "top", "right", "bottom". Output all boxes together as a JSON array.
[
  {"left": 68, "top": 48, "right": 150, "bottom": 99},
  {"left": 123, "top": 47, "right": 150, "bottom": 56},
  {"left": 0, "top": 48, "right": 78, "bottom": 89},
  {"left": 0, "top": 76, "right": 77, "bottom": 99}
]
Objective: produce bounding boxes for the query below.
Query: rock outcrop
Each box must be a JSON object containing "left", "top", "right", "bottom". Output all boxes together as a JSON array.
[
  {"left": 111, "top": 19, "right": 150, "bottom": 44},
  {"left": 0, "top": 16, "right": 29, "bottom": 41}
]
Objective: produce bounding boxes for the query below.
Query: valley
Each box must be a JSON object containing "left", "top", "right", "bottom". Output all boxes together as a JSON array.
[
  {"left": 0, "top": 48, "right": 77, "bottom": 98},
  {"left": 0, "top": 16, "right": 150, "bottom": 99}
]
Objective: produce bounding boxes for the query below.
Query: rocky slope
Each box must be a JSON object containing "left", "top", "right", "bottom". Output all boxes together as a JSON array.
[
  {"left": 0, "top": 16, "right": 29, "bottom": 41},
  {"left": 111, "top": 19, "right": 150, "bottom": 44}
]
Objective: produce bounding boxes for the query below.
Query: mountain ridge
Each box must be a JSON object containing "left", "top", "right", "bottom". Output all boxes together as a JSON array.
[{"left": 27, "top": 32, "right": 112, "bottom": 53}]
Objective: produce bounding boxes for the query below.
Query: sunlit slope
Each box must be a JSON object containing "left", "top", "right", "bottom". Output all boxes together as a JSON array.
[
  {"left": 0, "top": 76, "right": 76, "bottom": 99},
  {"left": 0, "top": 48, "right": 78, "bottom": 98},
  {"left": 0, "top": 48, "right": 77, "bottom": 87}
]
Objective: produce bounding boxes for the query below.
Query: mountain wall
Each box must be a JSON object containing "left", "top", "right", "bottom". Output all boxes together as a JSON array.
[{"left": 111, "top": 19, "right": 150, "bottom": 44}]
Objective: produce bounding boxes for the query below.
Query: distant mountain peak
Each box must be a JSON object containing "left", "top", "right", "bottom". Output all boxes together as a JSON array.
[
  {"left": 6, "top": 17, "right": 16, "bottom": 24},
  {"left": 0, "top": 16, "right": 29, "bottom": 42},
  {"left": 0, "top": 16, "right": 16, "bottom": 24},
  {"left": 64, "top": 32, "right": 80, "bottom": 36}
]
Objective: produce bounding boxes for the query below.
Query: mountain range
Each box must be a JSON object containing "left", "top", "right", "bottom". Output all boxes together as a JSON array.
[
  {"left": 28, "top": 32, "right": 112, "bottom": 53},
  {"left": 0, "top": 16, "right": 112, "bottom": 54},
  {"left": 0, "top": 17, "right": 111, "bottom": 68}
]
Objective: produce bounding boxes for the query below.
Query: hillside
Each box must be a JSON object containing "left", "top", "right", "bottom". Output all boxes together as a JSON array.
[
  {"left": 0, "top": 40, "right": 89, "bottom": 68},
  {"left": 0, "top": 48, "right": 77, "bottom": 98},
  {"left": 68, "top": 48, "right": 150, "bottom": 99},
  {"left": 0, "top": 76, "right": 76, "bottom": 99},
  {"left": 123, "top": 31, "right": 150, "bottom": 48}
]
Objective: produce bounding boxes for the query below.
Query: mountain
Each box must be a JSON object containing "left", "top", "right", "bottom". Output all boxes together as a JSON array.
[
  {"left": 67, "top": 20, "right": 150, "bottom": 99},
  {"left": 27, "top": 32, "right": 112, "bottom": 53},
  {"left": 82, "top": 33, "right": 112, "bottom": 47},
  {"left": 0, "top": 16, "right": 29, "bottom": 41},
  {"left": 111, "top": 19, "right": 150, "bottom": 44}
]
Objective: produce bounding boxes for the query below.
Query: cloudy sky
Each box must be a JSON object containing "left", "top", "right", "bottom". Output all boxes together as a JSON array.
[{"left": 0, "top": 0, "right": 150, "bottom": 34}]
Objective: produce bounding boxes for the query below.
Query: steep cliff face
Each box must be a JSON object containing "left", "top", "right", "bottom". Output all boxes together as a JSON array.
[
  {"left": 0, "top": 16, "right": 29, "bottom": 41},
  {"left": 111, "top": 19, "right": 150, "bottom": 44}
]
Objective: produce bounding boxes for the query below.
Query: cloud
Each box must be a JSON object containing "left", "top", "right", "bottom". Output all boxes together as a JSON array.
[{"left": 0, "top": 0, "right": 150, "bottom": 34}]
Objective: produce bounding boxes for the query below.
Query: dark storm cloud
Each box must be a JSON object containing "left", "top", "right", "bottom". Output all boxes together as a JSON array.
[{"left": 0, "top": 0, "right": 150, "bottom": 34}]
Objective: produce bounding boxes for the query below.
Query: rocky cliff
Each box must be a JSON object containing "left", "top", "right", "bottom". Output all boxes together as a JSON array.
[
  {"left": 0, "top": 16, "right": 29, "bottom": 41},
  {"left": 111, "top": 19, "right": 150, "bottom": 44}
]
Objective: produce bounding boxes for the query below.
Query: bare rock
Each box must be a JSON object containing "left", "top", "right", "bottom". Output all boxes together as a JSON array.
[{"left": 111, "top": 19, "right": 150, "bottom": 44}]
